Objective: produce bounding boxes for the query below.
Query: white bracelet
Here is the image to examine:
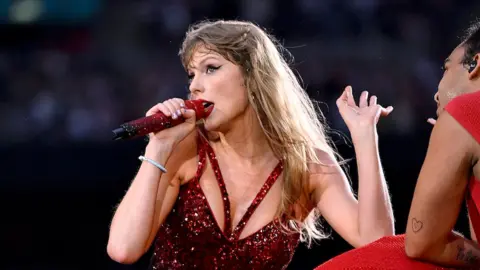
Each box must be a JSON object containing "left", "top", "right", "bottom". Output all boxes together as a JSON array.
[{"left": 138, "top": 155, "right": 167, "bottom": 173}]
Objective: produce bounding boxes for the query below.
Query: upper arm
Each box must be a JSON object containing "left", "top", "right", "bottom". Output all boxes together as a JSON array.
[
  {"left": 144, "top": 131, "right": 198, "bottom": 251},
  {"left": 405, "top": 112, "right": 477, "bottom": 255},
  {"left": 311, "top": 150, "right": 361, "bottom": 247}
]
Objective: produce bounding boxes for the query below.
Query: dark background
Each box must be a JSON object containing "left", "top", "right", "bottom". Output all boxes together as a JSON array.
[{"left": 1, "top": 0, "right": 479, "bottom": 269}]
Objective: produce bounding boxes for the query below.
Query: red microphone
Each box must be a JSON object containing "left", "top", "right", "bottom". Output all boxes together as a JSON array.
[{"left": 112, "top": 99, "right": 214, "bottom": 140}]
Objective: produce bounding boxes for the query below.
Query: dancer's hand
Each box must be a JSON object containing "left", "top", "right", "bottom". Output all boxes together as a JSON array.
[{"left": 336, "top": 85, "right": 393, "bottom": 141}]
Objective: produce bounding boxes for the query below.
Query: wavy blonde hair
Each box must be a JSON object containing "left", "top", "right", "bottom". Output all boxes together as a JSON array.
[{"left": 179, "top": 20, "right": 341, "bottom": 246}]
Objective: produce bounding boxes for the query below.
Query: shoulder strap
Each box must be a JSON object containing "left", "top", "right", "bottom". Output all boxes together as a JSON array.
[
  {"left": 193, "top": 131, "right": 208, "bottom": 181},
  {"left": 232, "top": 162, "right": 284, "bottom": 240}
]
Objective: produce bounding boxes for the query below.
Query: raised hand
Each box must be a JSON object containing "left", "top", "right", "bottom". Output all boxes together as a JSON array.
[{"left": 336, "top": 85, "right": 393, "bottom": 138}]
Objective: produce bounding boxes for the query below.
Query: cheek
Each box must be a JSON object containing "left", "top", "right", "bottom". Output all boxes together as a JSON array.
[
  {"left": 438, "top": 73, "right": 451, "bottom": 90},
  {"left": 222, "top": 87, "right": 249, "bottom": 113},
  {"left": 215, "top": 74, "right": 248, "bottom": 106}
]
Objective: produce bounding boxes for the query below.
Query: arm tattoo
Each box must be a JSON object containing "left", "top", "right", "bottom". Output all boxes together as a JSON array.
[
  {"left": 411, "top": 218, "right": 423, "bottom": 233},
  {"left": 456, "top": 246, "right": 480, "bottom": 265}
]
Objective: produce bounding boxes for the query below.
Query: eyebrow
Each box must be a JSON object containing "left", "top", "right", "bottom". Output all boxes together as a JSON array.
[{"left": 188, "top": 56, "right": 220, "bottom": 70}]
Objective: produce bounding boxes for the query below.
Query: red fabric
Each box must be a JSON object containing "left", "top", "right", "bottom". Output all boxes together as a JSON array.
[
  {"left": 315, "top": 235, "right": 453, "bottom": 270},
  {"left": 149, "top": 134, "right": 299, "bottom": 269},
  {"left": 445, "top": 91, "right": 480, "bottom": 240},
  {"left": 444, "top": 91, "right": 480, "bottom": 143}
]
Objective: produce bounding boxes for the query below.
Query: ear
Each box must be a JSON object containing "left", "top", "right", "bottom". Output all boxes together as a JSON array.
[{"left": 468, "top": 53, "right": 480, "bottom": 80}]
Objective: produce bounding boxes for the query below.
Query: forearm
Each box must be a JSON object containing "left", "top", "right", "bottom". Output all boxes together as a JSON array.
[
  {"left": 108, "top": 142, "right": 174, "bottom": 260},
  {"left": 414, "top": 231, "right": 480, "bottom": 268},
  {"left": 353, "top": 131, "right": 395, "bottom": 242}
]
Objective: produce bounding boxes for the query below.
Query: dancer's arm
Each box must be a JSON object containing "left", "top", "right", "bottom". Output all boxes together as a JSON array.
[
  {"left": 311, "top": 86, "right": 395, "bottom": 248},
  {"left": 405, "top": 112, "right": 480, "bottom": 268},
  {"left": 311, "top": 133, "right": 394, "bottom": 247}
]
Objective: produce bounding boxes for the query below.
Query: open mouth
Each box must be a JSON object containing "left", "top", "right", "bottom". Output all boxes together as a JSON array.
[{"left": 202, "top": 101, "right": 214, "bottom": 117}]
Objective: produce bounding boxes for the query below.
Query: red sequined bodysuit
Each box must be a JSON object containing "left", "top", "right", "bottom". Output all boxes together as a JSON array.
[
  {"left": 150, "top": 134, "right": 300, "bottom": 269},
  {"left": 315, "top": 91, "right": 480, "bottom": 270}
]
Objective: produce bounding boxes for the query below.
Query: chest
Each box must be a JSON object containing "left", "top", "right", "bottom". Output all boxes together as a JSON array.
[
  {"left": 199, "top": 161, "right": 283, "bottom": 237},
  {"left": 155, "top": 186, "right": 300, "bottom": 269}
]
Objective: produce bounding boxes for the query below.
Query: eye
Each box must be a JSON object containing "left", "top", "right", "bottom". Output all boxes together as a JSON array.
[
  {"left": 441, "top": 63, "right": 449, "bottom": 72},
  {"left": 187, "top": 73, "right": 194, "bottom": 84},
  {"left": 206, "top": 65, "right": 220, "bottom": 74}
]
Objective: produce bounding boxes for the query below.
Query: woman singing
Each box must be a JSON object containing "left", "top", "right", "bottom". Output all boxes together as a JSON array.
[{"left": 107, "top": 20, "right": 395, "bottom": 269}]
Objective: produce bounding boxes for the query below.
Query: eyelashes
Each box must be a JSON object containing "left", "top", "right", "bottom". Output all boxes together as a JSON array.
[
  {"left": 186, "top": 64, "right": 221, "bottom": 85},
  {"left": 206, "top": 65, "right": 220, "bottom": 74}
]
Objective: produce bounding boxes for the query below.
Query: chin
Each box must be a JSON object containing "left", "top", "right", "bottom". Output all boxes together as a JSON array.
[
  {"left": 202, "top": 117, "right": 220, "bottom": 131},
  {"left": 203, "top": 115, "right": 231, "bottom": 134}
]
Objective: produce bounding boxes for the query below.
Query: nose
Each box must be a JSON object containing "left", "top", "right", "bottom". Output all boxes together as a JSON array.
[
  {"left": 434, "top": 92, "right": 439, "bottom": 104},
  {"left": 188, "top": 75, "right": 204, "bottom": 97}
]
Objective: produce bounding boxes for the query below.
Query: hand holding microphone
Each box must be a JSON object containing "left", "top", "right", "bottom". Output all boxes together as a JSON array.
[
  {"left": 145, "top": 98, "right": 197, "bottom": 144},
  {"left": 112, "top": 98, "right": 213, "bottom": 146}
]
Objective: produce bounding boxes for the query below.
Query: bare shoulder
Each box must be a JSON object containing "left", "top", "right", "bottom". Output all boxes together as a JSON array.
[
  {"left": 432, "top": 111, "right": 478, "bottom": 161},
  {"left": 308, "top": 148, "right": 343, "bottom": 180},
  {"left": 308, "top": 148, "right": 346, "bottom": 197}
]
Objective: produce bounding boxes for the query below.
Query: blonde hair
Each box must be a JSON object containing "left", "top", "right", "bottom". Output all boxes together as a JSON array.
[{"left": 179, "top": 20, "right": 342, "bottom": 246}]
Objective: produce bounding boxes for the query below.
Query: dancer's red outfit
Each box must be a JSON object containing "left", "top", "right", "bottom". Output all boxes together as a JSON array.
[
  {"left": 316, "top": 91, "right": 480, "bottom": 270},
  {"left": 149, "top": 134, "right": 299, "bottom": 269}
]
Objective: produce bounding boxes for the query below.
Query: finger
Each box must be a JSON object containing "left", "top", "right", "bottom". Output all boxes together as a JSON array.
[
  {"left": 427, "top": 118, "right": 437, "bottom": 125},
  {"left": 169, "top": 98, "right": 186, "bottom": 119},
  {"left": 182, "top": 109, "right": 196, "bottom": 121},
  {"left": 359, "top": 91, "right": 369, "bottom": 108},
  {"left": 170, "top": 98, "right": 186, "bottom": 108},
  {"left": 146, "top": 103, "right": 170, "bottom": 117},
  {"left": 369, "top": 95, "right": 377, "bottom": 106},
  {"left": 164, "top": 99, "right": 181, "bottom": 119},
  {"left": 346, "top": 85, "right": 357, "bottom": 107},
  {"left": 379, "top": 106, "right": 394, "bottom": 116},
  {"left": 336, "top": 87, "right": 349, "bottom": 106}
]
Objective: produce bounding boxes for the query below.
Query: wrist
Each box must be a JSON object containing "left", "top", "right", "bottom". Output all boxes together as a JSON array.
[
  {"left": 351, "top": 128, "right": 378, "bottom": 145},
  {"left": 145, "top": 140, "right": 175, "bottom": 161}
]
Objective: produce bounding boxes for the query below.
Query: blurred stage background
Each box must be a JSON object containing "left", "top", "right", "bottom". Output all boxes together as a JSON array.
[{"left": 1, "top": 0, "right": 479, "bottom": 269}]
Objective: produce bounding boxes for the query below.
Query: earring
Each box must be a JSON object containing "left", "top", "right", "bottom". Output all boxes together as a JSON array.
[
  {"left": 250, "top": 91, "right": 255, "bottom": 101},
  {"left": 468, "top": 60, "right": 477, "bottom": 73}
]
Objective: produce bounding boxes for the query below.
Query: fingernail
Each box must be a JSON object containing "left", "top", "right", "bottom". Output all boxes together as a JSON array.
[
  {"left": 176, "top": 109, "right": 181, "bottom": 115},
  {"left": 172, "top": 112, "right": 177, "bottom": 119},
  {"left": 180, "top": 103, "right": 185, "bottom": 108}
]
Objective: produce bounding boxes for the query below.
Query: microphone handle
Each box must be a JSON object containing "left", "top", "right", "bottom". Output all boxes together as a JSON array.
[
  {"left": 112, "top": 112, "right": 186, "bottom": 140},
  {"left": 112, "top": 99, "right": 210, "bottom": 140}
]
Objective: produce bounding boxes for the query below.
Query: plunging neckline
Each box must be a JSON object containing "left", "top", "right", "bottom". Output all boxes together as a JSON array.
[{"left": 194, "top": 135, "right": 284, "bottom": 242}]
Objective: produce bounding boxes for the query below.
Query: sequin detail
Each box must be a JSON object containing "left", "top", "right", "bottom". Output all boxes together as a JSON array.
[{"left": 150, "top": 134, "right": 300, "bottom": 269}]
